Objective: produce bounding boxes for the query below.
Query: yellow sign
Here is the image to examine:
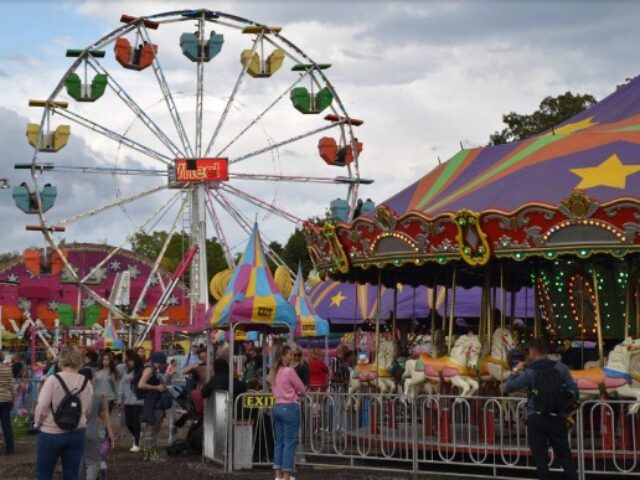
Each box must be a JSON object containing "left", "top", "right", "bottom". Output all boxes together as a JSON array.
[{"left": 242, "top": 394, "right": 275, "bottom": 408}]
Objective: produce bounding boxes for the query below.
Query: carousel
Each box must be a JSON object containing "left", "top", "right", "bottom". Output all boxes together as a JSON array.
[{"left": 303, "top": 75, "right": 640, "bottom": 477}]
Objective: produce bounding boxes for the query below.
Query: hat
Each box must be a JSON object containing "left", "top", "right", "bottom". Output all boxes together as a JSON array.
[{"left": 150, "top": 352, "right": 167, "bottom": 365}]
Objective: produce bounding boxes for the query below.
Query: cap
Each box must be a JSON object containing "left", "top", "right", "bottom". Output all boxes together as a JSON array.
[{"left": 150, "top": 352, "right": 167, "bottom": 365}]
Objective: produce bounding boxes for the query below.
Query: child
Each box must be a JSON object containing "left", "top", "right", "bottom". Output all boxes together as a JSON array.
[{"left": 80, "top": 368, "right": 115, "bottom": 480}]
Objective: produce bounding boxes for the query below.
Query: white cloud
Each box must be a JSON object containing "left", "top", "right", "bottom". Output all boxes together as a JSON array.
[{"left": 1, "top": 0, "right": 639, "bottom": 265}]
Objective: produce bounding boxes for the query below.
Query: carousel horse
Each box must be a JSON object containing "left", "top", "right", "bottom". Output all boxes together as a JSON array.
[
  {"left": 569, "top": 337, "right": 640, "bottom": 413},
  {"left": 346, "top": 338, "right": 396, "bottom": 408},
  {"left": 403, "top": 333, "right": 482, "bottom": 400},
  {"left": 402, "top": 331, "right": 445, "bottom": 399},
  {"left": 479, "top": 327, "right": 516, "bottom": 383}
]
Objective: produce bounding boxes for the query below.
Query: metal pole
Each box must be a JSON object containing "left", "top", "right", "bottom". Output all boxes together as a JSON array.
[
  {"left": 591, "top": 266, "right": 605, "bottom": 366},
  {"left": 375, "top": 271, "right": 382, "bottom": 375},
  {"left": 430, "top": 279, "right": 437, "bottom": 335},
  {"left": 533, "top": 269, "right": 540, "bottom": 338},
  {"left": 392, "top": 283, "right": 398, "bottom": 344},
  {"left": 500, "top": 265, "right": 506, "bottom": 330},
  {"left": 448, "top": 268, "right": 457, "bottom": 352},
  {"left": 624, "top": 260, "right": 631, "bottom": 339},
  {"left": 227, "top": 324, "right": 236, "bottom": 472}
]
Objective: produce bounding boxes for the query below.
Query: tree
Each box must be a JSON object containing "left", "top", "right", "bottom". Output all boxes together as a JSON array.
[
  {"left": 489, "top": 92, "right": 597, "bottom": 145},
  {"left": 283, "top": 228, "right": 312, "bottom": 277}
]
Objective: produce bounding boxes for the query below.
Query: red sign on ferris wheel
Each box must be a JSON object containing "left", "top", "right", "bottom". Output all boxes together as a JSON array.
[{"left": 174, "top": 158, "right": 229, "bottom": 182}]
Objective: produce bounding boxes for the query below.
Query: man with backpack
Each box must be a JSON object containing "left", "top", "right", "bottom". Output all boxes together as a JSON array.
[{"left": 505, "top": 339, "right": 579, "bottom": 480}]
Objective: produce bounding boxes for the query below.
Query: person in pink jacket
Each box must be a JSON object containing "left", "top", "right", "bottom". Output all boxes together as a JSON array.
[{"left": 270, "top": 345, "right": 305, "bottom": 480}]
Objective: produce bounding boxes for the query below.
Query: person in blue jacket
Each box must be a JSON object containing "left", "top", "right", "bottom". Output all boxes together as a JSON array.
[{"left": 505, "top": 339, "right": 579, "bottom": 480}]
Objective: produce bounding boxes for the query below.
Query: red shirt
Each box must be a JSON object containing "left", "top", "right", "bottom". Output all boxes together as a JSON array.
[{"left": 309, "top": 359, "right": 329, "bottom": 388}]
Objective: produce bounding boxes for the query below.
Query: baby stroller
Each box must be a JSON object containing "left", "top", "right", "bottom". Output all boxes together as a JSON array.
[{"left": 166, "top": 385, "right": 203, "bottom": 456}]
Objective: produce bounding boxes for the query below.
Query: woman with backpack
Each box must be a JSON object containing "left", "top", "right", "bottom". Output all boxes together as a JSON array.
[
  {"left": 35, "top": 347, "right": 94, "bottom": 480},
  {"left": 94, "top": 352, "right": 119, "bottom": 413},
  {"left": 137, "top": 351, "right": 169, "bottom": 461},
  {"left": 118, "top": 352, "right": 144, "bottom": 452},
  {"left": 270, "top": 345, "right": 305, "bottom": 480}
]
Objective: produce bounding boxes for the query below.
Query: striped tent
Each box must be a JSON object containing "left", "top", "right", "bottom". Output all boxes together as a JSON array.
[
  {"left": 210, "top": 223, "right": 296, "bottom": 331},
  {"left": 289, "top": 266, "right": 330, "bottom": 337}
]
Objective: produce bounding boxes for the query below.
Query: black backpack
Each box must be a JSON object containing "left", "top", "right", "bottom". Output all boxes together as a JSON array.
[
  {"left": 531, "top": 363, "right": 567, "bottom": 415},
  {"left": 51, "top": 374, "right": 89, "bottom": 431}
]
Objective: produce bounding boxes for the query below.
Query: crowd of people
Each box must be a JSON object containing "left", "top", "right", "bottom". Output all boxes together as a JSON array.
[{"left": 0, "top": 340, "right": 342, "bottom": 479}]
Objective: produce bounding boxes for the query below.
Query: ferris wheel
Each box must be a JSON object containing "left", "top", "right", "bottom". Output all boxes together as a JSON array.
[{"left": 17, "top": 9, "right": 368, "bottom": 331}]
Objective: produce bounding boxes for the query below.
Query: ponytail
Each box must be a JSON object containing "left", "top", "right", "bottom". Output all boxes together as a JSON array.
[{"left": 268, "top": 345, "right": 291, "bottom": 384}]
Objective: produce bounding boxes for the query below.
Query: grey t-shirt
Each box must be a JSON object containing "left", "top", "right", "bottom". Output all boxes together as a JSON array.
[
  {"left": 93, "top": 369, "right": 117, "bottom": 402},
  {"left": 85, "top": 393, "right": 107, "bottom": 464}
]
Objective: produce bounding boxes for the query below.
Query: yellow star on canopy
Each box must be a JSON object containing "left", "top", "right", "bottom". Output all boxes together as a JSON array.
[
  {"left": 330, "top": 291, "right": 346, "bottom": 307},
  {"left": 549, "top": 116, "right": 596, "bottom": 136},
  {"left": 570, "top": 154, "right": 640, "bottom": 189}
]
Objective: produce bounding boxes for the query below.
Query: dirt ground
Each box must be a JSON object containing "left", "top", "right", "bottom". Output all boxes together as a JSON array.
[{"left": 0, "top": 428, "right": 451, "bottom": 480}]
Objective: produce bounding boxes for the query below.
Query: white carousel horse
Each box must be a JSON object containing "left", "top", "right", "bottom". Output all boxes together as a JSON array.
[
  {"left": 347, "top": 338, "right": 396, "bottom": 397},
  {"left": 403, "top": 333, "right": 482, "bottom": 400},
  {"left": 479, "top": 327, "right": 516, "bottom": 383},
  {"left": 402, "top": 330, "right": 446, "bottom": 399},
  {"left": 569, "top": 337, "right": 640, "bottom": 414}
]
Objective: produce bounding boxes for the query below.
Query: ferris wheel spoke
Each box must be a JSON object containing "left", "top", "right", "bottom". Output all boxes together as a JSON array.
[
  {"left": 228, "top": 172, "right": 368, "bottom": 184},
  {"left": 131, "top": 194, "right": 188, "bottom": 318},
  {"left": 204, "top": 187, "right": 236, "bottom": 268},
  {"left": 86, "top": 58, "right": 183, "bottom": 157},
  {"left": 140, "top": 25, "right": 194, "bottom": 158},
  {"left": 203, "top": 33, "right": 262, "bottom": 157},
  {"left": 79, "top": 188, "right": 184, "bottom": 284},
  {"left": 214, "top": 190, "right": 292, "bottom": 273},
  {"left": 57, "top": 184, "right": 168, "bottom": 227},
  {"left": 220, "top": 183, "right": 302, "bottom": 224},
  {"left": 215, "top": 71, "right": 310, "bottom": 157},
  {"left": 228, "top": 121, "right": 345, "bottom": 166},
  {"left": 52, "top": 107, "right": 173, "bottom": 165},
  {"left": 195, "top": 14, "right": 206, "bottom": 157},
  {"left": 16, "top": 163, "right": 167, "bottom": 177}
]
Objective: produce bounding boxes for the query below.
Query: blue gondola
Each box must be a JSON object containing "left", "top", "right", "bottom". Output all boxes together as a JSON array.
[
  {"left": 180, "top": 31, "right": 224, "bottom": 62},
  {"left": 13, "top": 183, "right": 56, "bottom": 214}
]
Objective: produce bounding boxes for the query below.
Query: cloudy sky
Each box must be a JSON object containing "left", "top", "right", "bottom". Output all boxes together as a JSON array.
[{"left": 0, "top": 0, "right": 638, "bottom": 261}]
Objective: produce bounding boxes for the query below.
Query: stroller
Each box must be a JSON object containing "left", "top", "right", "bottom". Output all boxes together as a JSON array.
[{"left": 166, "top": 385, "right": 203, "bottom": 456}]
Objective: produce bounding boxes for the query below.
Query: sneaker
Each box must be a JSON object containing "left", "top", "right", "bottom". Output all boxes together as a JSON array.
[
  {"left": 129, "top": 445, "right": 140, "bottom": 453},
  {"left": 147, "top": 448, "right": 161, "bottom": 461}
]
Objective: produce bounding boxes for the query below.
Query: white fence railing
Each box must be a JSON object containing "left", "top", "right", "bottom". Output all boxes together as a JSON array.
[{"left": 203, "top": 391, "right": 640, "bottom": 479}]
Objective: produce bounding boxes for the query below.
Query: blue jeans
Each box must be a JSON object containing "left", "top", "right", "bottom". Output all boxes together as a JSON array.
[
  {"left": 273, "top": 403, "right": 300, "bottom": 473},
  {"left": 37, "top": 429, "right": 86, "bottom": 480},
  {"left": 0, "top": 402, "right": 14, "bottom": 453}
]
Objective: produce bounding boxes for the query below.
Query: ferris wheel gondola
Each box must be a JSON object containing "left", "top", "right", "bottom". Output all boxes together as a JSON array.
[{"left": 16, "top": 8, "right": 370, "bottom": 342}]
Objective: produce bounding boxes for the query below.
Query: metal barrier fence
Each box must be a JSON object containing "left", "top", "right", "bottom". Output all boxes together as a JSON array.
[
  {"left": 12, "top": 379, "right": 42, "bottom": 417},
  {"left": 202, "top": 391, "right": 640, "bottom": 479},
  {"left": 203, "top": 390, "right": 229, "bottom": 467}
]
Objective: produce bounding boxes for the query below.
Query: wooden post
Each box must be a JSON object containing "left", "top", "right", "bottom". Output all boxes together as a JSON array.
[
  {"left": 448, "top": 268, "right": 457, "bottom": 352},
  {"left": 591, "top": 266, "right": 605, "bottom": 366}
]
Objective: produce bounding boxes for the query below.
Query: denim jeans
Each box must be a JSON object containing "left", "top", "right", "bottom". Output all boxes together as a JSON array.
[
  {"left": 273, "top": 403, "right": 300, "bottom": 473},
  {"left": 0, "top": 402, "right": 14, "bottom": 453},
  {"left": 36, "top": 428, "right": 86, "bottom": 480}
]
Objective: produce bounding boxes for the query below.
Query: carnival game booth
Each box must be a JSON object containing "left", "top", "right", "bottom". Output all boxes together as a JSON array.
[
  {"left": 205, "top": 223, "right": 296, "bottom": 470},
  {"left": 304, "top": 77, "right": 640, "bottom": 478}
]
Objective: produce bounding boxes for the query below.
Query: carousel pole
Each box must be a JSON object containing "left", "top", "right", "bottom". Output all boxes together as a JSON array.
[
  {"left": 353, "top": 284, "right": 358, "bottom": 352},
  {"left": 448, "top": 267, "right": 457, "bottom": 352},
  {"left": 624, "top": 259, "right": 631, "bottom": 339},
  {"left": 591, "top": 266, "right": 605, "bottom": 366},
  {"left": 392, "top": 282, "right": 398, "bottom": 344},
  {"left": 411, "top": 287, "right": 416, "bottom": 335},
  {"left": 533, "top": 269, "right": 541, "bottom": 338},
  {"left": 500, "top": 265, "right": 506, "bottom": 330},
  {"left": 375, "top": 270, "right": 382, "bottom": 375},
  {"left": 430, "top": 279, "right": 437, "bottom": 335}
]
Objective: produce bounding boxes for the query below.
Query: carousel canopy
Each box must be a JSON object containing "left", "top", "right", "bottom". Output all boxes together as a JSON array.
[
  {"left": 305, "top": 75, "right": 640, "bottom": 286},
  {"left": 289, "top": 266, "right": 330, "bottom": 337},
  {"left": 309, "top": 280, "right": 534, "bottom": 324},
  {"left": 209, "top": 223, "right": 296, "bottom": 332}
]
